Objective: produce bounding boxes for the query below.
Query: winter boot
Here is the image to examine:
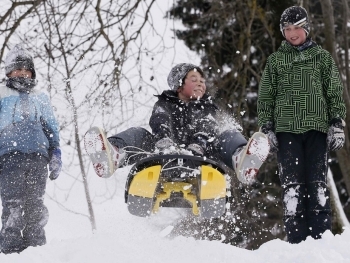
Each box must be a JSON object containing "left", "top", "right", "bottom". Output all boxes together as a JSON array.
[
  {"left": 84, "top": 126, "right": 126, "bottom": 178},
  {"left": 232, "top": 132, "right": 269, "bottom": 184}
]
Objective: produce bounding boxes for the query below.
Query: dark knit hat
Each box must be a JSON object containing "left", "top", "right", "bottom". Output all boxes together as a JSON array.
[
  {"left": 5, "top": 44, "right": 36, "bottom": 79},
  {"left": 280, "top": 6, "right": 310, "bottom": 37},
  {"left": 167, "top": 63, "right": 204, "bottom": 90}
]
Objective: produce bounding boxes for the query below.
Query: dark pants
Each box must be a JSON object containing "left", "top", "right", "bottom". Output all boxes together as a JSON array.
[
  {"left": 108, "top": 127, "right": 247, "bottom": 169},
  {"left": 0, "top": 153, "right": 49, "bottom": 253},
  {"left": 277, "top": 131, "right": 331, "bottom": 244}
]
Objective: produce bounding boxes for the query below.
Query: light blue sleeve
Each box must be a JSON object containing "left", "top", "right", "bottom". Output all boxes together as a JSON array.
[{"left": 37, "top": 92, "right": 60, "bottom": 151}]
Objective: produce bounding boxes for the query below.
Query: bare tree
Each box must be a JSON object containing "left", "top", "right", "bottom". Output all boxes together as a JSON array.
[
  {"left": 0, "top": 0, "right": 169, "bottom": 231},
  {"left": 312, "top": 0, "right": 350, "bottom": 224}
]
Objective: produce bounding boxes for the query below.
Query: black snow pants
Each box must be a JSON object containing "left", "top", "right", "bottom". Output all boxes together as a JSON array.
[
  {"left": 108, "top": 127, "right": 247, "bottom": 169},
  {"left": 0, "top": 153, "right": 49, "bottom": 253},
  {"left": 277, "top": 130, "right": 331, "bottom": 244}
]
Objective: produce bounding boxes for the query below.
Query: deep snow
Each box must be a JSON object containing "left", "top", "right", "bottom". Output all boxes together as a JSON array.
[{"left": 1, "top": 165, "right": 350, "bottom": 263}]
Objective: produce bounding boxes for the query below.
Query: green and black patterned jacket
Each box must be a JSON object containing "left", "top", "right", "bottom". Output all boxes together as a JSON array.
[{"left": 258, "top": 40, "right": 346, "bottom": 134}]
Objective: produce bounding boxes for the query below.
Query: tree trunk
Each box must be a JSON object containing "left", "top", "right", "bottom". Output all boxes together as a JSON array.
[
  {"left": 328, "top": 169, "right": 350, "bottom": 232},
  {"left": 337, "top": 0, "right": 350, "bottom": 199},
  {"left": 319, "top": 0, "right": 350, "bottom": 208},
  {"left": 67, "top": 81, "right": 97, "bottom": 231}
]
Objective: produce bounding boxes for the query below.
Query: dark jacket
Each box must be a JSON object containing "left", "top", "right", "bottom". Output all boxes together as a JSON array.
[
  {"left": 149, "top": 90, "right": 219, "bottom": 145},
  {"left": 258, "top": 40, "right": 346, "bottom": 134}
]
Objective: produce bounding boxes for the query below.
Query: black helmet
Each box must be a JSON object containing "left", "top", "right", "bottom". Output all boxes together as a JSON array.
[{"left": 280, "top": 6, "right": 310, "bottom": 37}]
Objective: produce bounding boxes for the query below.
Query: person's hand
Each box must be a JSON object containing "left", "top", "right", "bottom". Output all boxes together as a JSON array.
[
  {"left": 260, "top": 122, "right": 278, "bottom": 153},
  {"left": 49, "top": 148, "right": 62, "bottom": 180},
  {"left": 327, "top": 118, "right": 345, "bottom": 151},
  {"left": 155, "top": 137, "right": 175, "bottom": 150}
]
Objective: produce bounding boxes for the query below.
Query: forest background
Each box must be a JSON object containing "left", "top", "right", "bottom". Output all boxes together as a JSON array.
[{"left": 0, "top": 0, "right": 349, "bottom": 250}]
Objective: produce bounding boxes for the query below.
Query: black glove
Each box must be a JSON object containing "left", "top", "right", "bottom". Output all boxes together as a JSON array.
[
  {"left": 155, "top": 137, "right": 175, "bottom": 150},
  {"left": 327, "top": 118, "right": 345, "bottom": 151},
  {"left": 157, "top": 124, "right": 172, "bottom": 139},
  {"left": 260, "top": 121, "right": 278, "bottom": 153},
  {"left": 187, "top": 132, "right": 209, "bottom": 156}
]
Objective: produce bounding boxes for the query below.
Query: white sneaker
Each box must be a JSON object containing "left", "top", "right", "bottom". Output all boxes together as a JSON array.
[
  {"left": 84, "top": 126, "right": 126, "bottom": 178},
  {"left": 232, "top": 132, "right": 269, "bottom": 184}
]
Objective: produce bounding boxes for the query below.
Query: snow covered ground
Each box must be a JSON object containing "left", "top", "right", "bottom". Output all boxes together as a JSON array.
[{"left": 1, "top": 165, "right": 350, "bottom": 263}]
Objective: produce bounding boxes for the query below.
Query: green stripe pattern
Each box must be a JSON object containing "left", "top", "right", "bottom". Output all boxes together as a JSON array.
[{"left": 258, "top": 41, "right": 346, "bottom": 134}]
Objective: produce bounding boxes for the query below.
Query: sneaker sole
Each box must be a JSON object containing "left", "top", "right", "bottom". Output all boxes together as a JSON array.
[
  {"left": 84, "top": 126, "right": 115, "bottom": 178},
  {"left": 236, "top": 132, "right": 269, "bottom": 184}
]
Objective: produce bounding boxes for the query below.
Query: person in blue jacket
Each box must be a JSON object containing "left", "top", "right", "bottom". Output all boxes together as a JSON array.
[{"left": 0, "top": 44, "right": 61, "bottom": 254}]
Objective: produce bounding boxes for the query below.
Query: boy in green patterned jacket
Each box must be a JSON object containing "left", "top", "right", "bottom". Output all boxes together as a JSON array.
[{"left": 258, "top": 6, "right": 346, "bottom": 244}]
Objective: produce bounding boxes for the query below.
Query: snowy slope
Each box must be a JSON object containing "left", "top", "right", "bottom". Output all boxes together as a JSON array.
[{"left": 1, "top": 165, "right": 350, "bottom": 263}]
